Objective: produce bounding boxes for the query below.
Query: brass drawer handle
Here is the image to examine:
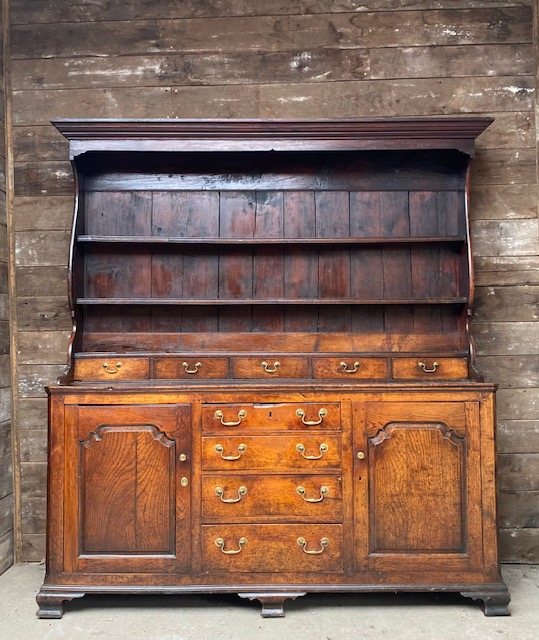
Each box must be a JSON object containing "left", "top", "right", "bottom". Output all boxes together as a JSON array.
[
  {"left": 214, "top": 409, "right": 247, "bottom": 427},
  {"left": 296, "top": 442, "right": 329, "bottom": 460},
  {"left": 339, "top": 361, "right": 360, "bottom": 373},
  {"left": 102, "top": 362, "right": 122, "bottom": 374},
  {"left": 215, "top": 443, "right": 247, "bottom": 461},
  {"left": 215, "top": 485, "right": 248, "bottom": 503},
  {"left": 297, "top": 536, "right": 329, "bottom": 555},
  {"left": 417, "top": 361, "right": 439, "bottom": 373},
  {"left": 215, "top": 537, "right": 247, "bottom": 555},
  {"left": 261, "top": 360, "right": 280, "bottom": 373},
  {"left": 296, "top": 485, "right": 329, "bottom": 503},
  {"left": 182, "top": 361, "right": 202, "bottom": 374},
  {"left": 296, "top": 408, "right": 328, "bottom": 426}
]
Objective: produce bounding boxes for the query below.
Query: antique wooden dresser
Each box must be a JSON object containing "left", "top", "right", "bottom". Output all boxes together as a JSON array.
[{"left": 36, "top": 118, "right": 510, "bottom": 618}]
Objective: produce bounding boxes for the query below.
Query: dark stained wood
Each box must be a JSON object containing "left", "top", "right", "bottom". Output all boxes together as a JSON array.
[
  {"left": 370, "top": 44, "right": 534, "bottom": 79},
  {"left": 13, "top": 196, "right": 74, "bottom": 231},
  {"left": 37, "top": 119, "right": 510, "bottom": 618},
  {"left": 11, "top": 49, "right": 370, "bottom": 91},
  {"left": 14, "top": 162, "right": 73, "bottom": 197},
  {"left": 499, "top": 528, "right": 539, "bottom": 563},
  {"left": 10, "top": 1, "right": 533, "bottom": 24},
  {"left": 10, "top": 8, "right": 532, "bottom": 59}
]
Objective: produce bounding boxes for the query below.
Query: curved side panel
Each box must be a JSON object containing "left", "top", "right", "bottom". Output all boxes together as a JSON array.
[
  {"left": 464, "top": 157, "right": 483, "bottom": 381},
  {"left": 58, "top": 159, "right": 82, "bottom": 384}
]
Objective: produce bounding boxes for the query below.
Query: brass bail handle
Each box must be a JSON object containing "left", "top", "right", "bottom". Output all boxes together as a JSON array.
[
  {"left": 339, "top": 361, "right": 360, "bottom": 373},
  {"left": 215, "top": 443, "right": 247, "bottom": 461},
  {"left": 215, "top": 485, "right": 248, "bottom": 503},
  {"left": 417, "top": 361, "right": 439, "bottom": 373},
  {"left": 296, "top": 442, "right": 329, "bottom": 460},
  {"left": 214, "top": 409, "right": 247, "bottom": 427},
  {"left": 296, "top": 408, "right": 328, "bottom": 426},
  {"left": 215, "top": 537, "right": 247, "bottom": 555},
  {"left": 296, "top": 485, "right": 329, "bottom": 503},
  {"left": 261, "top": 360, "right": 281, "bottom": 373},
  {"left": 297, "top": 537, "right": 329, "bottom": 555},
  {"left": 182, "top": 361, "right": 202, "bottom": 374},
  {"left": 102, "top": 362, "right": 122, "bottom": 374}
]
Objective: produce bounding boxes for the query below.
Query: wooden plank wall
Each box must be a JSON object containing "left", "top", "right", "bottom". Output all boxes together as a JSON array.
[
  {"left": 0, "top": 0, "right": 14, "bottom": 574},
  {"left": 5, "top": 0, "right": 538, "bottom": 562}
]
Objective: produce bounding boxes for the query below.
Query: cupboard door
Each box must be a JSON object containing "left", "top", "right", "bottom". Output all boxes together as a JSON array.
[
  {"left": 64, "top": 404, "right": 191, "bottom": 574},
  {"left": 354, "top": 400, "right": 483, "bottom": 572}
]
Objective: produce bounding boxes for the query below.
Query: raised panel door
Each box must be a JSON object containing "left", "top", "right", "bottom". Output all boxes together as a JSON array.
[
  {"left": 63, "top": 404, "right": 191, "bottom": 574},
  {"left": 354, "top": 400, "right": 483, "bottom": 572}
]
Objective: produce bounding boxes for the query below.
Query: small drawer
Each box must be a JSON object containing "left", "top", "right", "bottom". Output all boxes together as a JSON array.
[
  {"left": 202, "top": 403, "right": 341, "bottom": 432},
  {"left": 202, "top": 434, "right": 342, "bottom": 471},
  {"left": 392, "top": 357, "right": 468, "bottom": 380},
  {"left": 202, "top": 474, "right": 342, "bottom": 522},
  {"left": 230, "top": 356, "right": 309, "bottom": 379},
  {"left": 73, "top": 357, "right": 149, "bottom": 381},
  {"left": 202, "top": 524, "right": 343, "bottom": 573},
  {"left": 313, "top": 357, "right": 388, "bottom": 379},
  {"left": 153, "top": 357, "right": 229, "bottom": 379}
]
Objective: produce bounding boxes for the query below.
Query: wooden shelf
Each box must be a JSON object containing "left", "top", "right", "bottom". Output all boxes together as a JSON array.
[
  {"left": 77, "top": 297, "right": 468, "bottom": 306},
  {"left": 78, "top": 235, "right": 466, "bottom": 246}
]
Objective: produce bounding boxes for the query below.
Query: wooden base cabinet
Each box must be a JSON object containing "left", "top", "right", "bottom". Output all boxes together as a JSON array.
[
  {"left": 37, "top": 386, "right": 509, "bottom": 618},
  {"left": 38, "top": 118, "right": 509, "bottom": 618}
]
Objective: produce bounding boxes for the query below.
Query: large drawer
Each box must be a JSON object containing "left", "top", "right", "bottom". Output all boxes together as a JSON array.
[
  {"left": 230, "top": 356, "right": 310, "bottom": 379},
  {"left": 201, "top": 434, "right": 342, "bottom": 471},
  {"left": 73, "top": 357, "right": 149, "bottom": 381},
  {"left": 202, "top": 474, "right": 342, "bottom": 522},
  {"left": 202, "top": 403, "right": 341, "bottom": 432},
  {"left": 313, "top": 357, "right": 388, "bottom": 379},
  {"left": 202, "top": 524, "right": 343, "bottom": 573},
  {"left": 392, "top": 357, "right": 468, "bottom": 380},
  {"left": 153, "top": 357, "right": 228, "bottom": 379}
]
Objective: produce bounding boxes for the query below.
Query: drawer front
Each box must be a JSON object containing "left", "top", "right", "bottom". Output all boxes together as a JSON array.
[
  {"left": 202, "top": 524, "right": 343, "bottom": 573},
  {"left": 230, "top": 357, "right": 310, "bottom": 379},
  {"left": 153, "top": 357, "right": 228, "bottom": 379},
  {"left": 73, "top": 357, "right": 149, "bottom": 381},
  {"left": 202, "top": 403, "right": 341, "bottom": 432},
  {"left": 313, "top": 357, "right": 388, "bottom": 379},
  {"left": 202, "top": 435, "right": 342, "bottom": 471},
  {"left": 392, "top": 357, "right": 468, "bottom": 380},
  {"left": 202, "top": 474, "right": 342, "bottom": 521}
]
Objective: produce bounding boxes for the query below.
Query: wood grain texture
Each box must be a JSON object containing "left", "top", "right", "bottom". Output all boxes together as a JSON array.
[
  {"left": 498, "top": 453, "right": 539, "bottom": 490},
  {"left": 499, "top": 528, "right": 539, "bottom": 562},
  {"left": 8, "top": 0, "right": 537, "bottom": 567},
  {"left": 12, "top": 49, "right": 370, "bottom": 91},
  {"left": 13, "top": 196, "right": 73, "bottom": 231},
  {"left": 370, "top": 44, "right": 534, "bottom": 79},
  {"left": 9, "top": 1, "right": 534, "bottom": 24},
  {"left": 0, "top": 0, "right": 9, "bottom": 576},
  {"left": 497, "top": 419, "right": 539, "bottom": 453},
  {"left": 473, "top": 286, "right": 539, "bottom": 321},
  {"left": 10, "top": 8, "right": 533, "bottom": 60}
]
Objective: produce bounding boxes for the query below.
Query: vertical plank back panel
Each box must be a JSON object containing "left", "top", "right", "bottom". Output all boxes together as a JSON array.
[
  {"left": 253, "top": 191, "right": 284, "bottom": 331},
  {"left": 85, "top": 192, "right": 152, "bottom": 235},
  {"left": 317, "top": 192, "right": 351, "bottom": 331},
  {"left": 218, "top": 192, "right": 255, "bottom": 331},
  {"left": 284, "top": 192, "right": 317, "bottom": 331}
]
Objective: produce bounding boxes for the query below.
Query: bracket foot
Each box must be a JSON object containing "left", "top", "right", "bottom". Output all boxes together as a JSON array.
[
  {"left": 36, "top": 589, "right": 86, "bottom": 619},
  {"left": 461, "top": 585, "right": 510, "bottom": 616},
  {"left": 239, "top": 591, "right": 307, "bottom": 617}
]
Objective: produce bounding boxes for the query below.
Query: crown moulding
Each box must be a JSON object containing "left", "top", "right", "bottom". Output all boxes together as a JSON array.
[{"left": 52, "top": 117, "right": 493, "bottom": 158}]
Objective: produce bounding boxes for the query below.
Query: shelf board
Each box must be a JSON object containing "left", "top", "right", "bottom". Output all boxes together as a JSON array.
[
  {"left": 77, "top": 297, "right": 468, "bottom": 306},
  {"left": 77, "top": 235, "right": 466, "bottom": 246}
]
